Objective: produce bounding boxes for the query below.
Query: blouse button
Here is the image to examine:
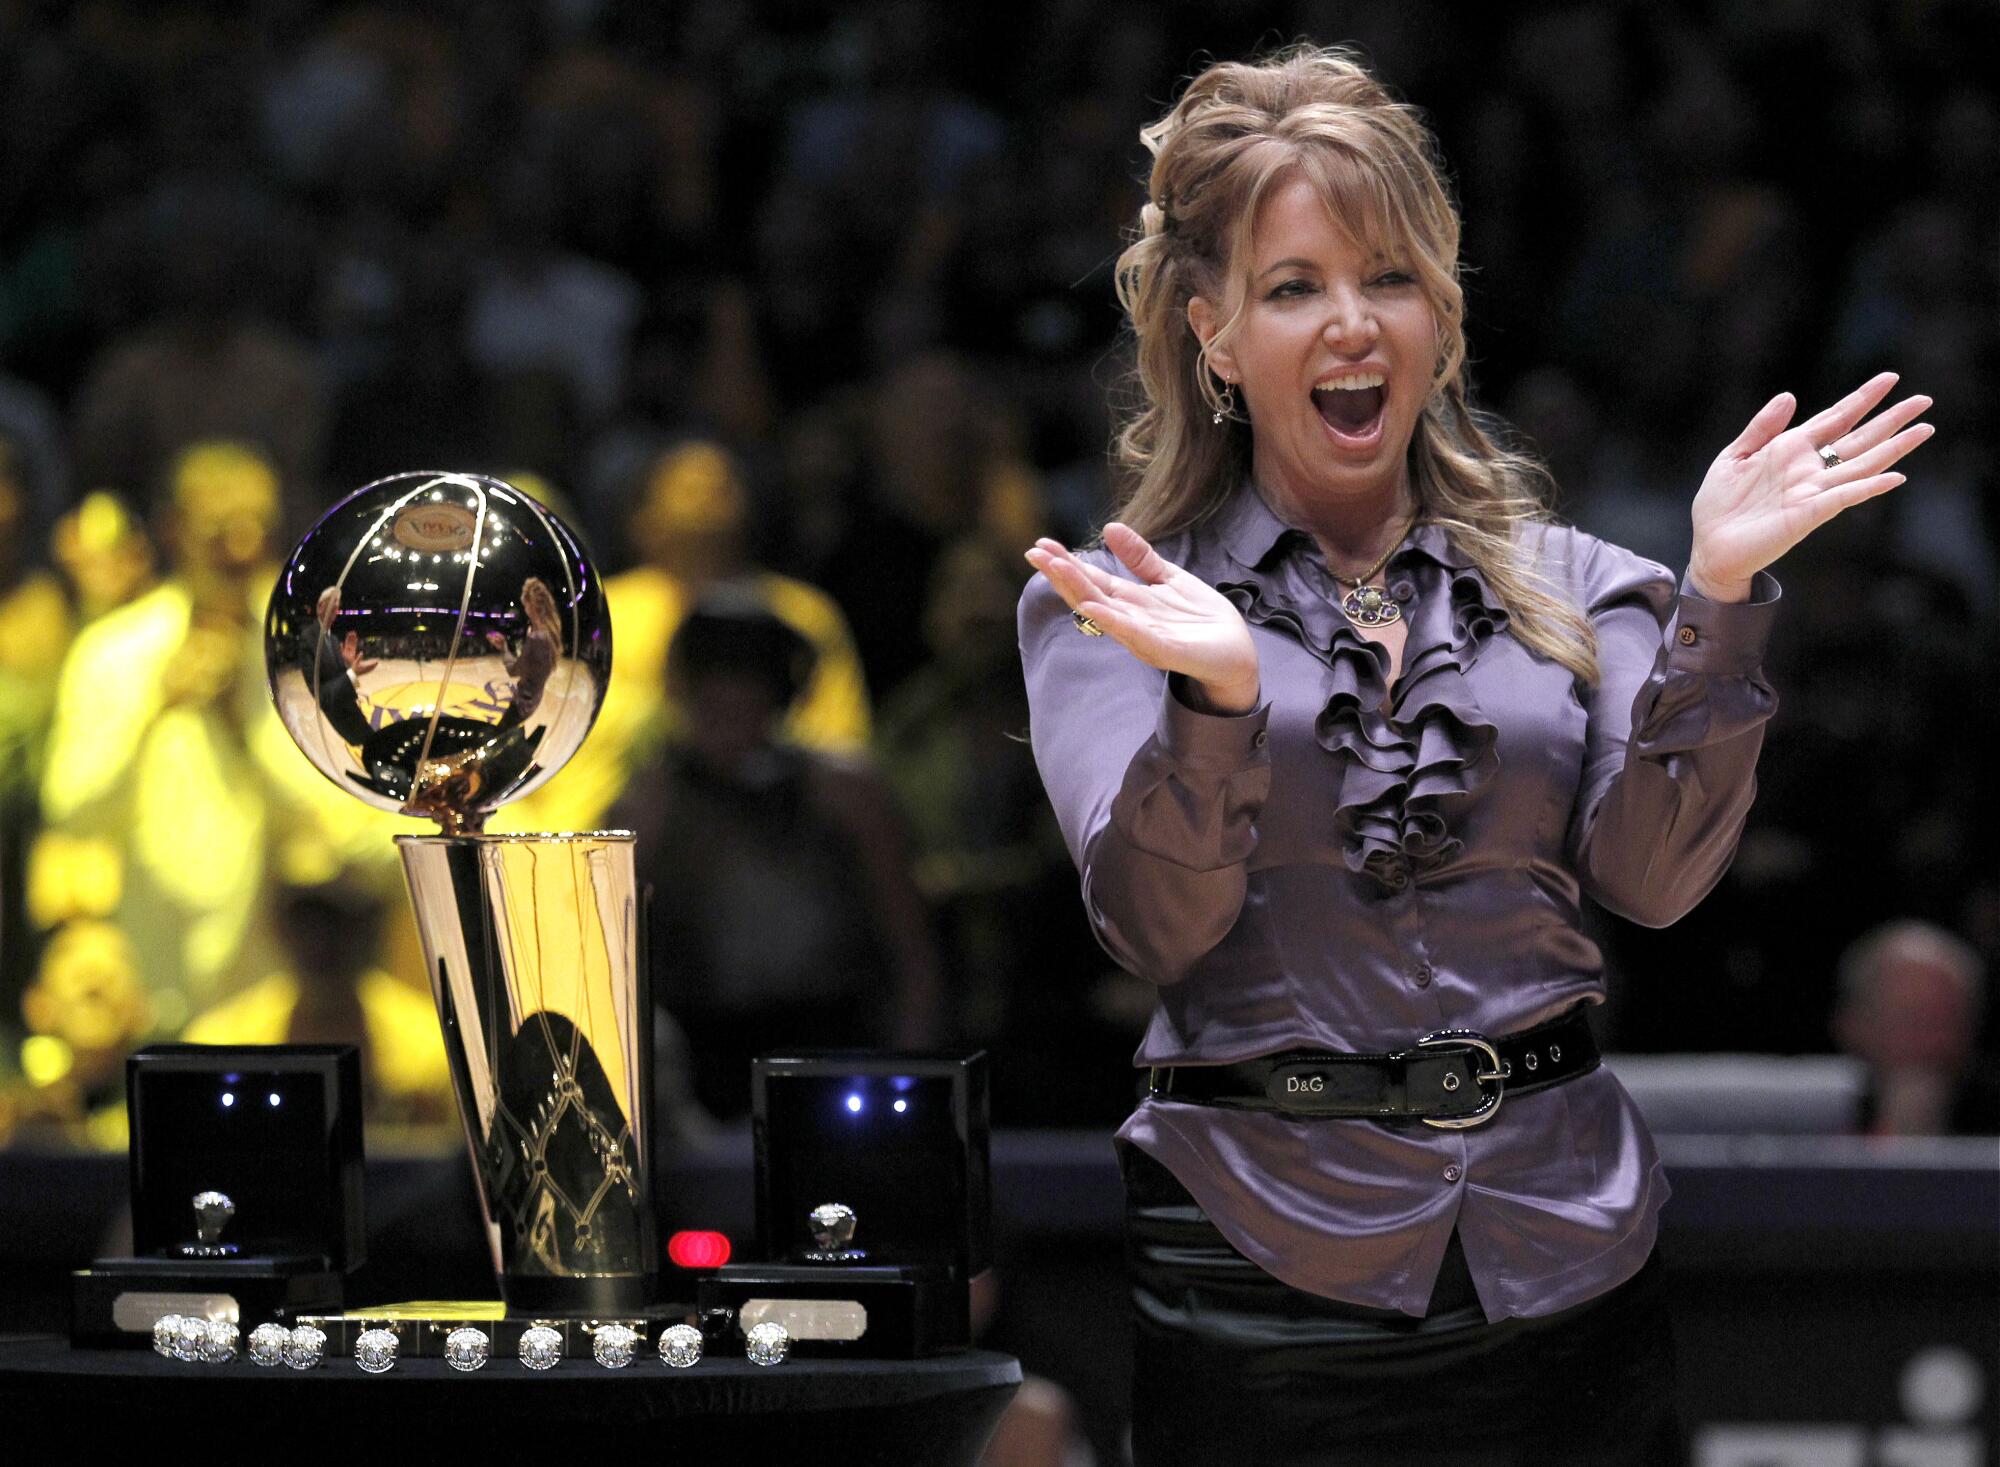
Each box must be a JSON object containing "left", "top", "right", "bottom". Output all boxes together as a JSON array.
[
  {"left": 1391, "top": 580, "right": 1414, "bottom": 603},
  {"left": 1678, "top": 625, "right": 1698, "bottom": 645},
  {"left": 1252, "top": 729, "right": 1268, "bottom": 749},
  {"left": 1443, "top": 1164, "right": 1462, "bottom": 1183}
]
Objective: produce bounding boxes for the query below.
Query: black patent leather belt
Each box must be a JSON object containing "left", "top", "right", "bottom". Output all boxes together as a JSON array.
[{"left": 1144, "top": 1002, "right": 1599, "bottom": 1129}]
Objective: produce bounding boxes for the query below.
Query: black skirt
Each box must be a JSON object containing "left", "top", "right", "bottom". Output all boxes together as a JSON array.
[{"left": 1121, "top": 1141, "right": 1687, "bottom": 1467}]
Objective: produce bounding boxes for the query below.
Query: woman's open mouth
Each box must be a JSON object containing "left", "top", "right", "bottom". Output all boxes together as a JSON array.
[{"left": 1312, "top": 375, "right": 1387, "bottom": 452}]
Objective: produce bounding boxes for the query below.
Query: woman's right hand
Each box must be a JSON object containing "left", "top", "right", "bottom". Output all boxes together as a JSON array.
[{"left": 1025, "top": 521, "right": 1261, "bottom": 714}]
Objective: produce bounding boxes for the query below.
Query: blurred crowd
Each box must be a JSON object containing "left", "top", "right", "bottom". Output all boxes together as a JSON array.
[{"left": 0, "top": 0, "right": 1995, "bottom": 1150}]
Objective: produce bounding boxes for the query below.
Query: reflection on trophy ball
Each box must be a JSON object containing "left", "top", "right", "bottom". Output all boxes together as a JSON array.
[{"left": 263, "top": 471, "right": 611, "bottom": 833}]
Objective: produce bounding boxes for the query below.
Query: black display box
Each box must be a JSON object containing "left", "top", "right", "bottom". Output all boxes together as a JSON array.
[
  {"left": 698, "top": 1051, "right": 989, "bottom": 1359},
  {"left": 70, "top": 1044, "right": 365, "bottom": 1345},
  {"left": 751, "top": 1050, "right": 990, "bottom": 1276}
]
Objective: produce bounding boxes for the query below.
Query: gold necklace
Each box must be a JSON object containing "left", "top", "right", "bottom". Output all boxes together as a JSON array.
[{"left": 1324, "top": 509, "right": 1422, "bottom": 628}]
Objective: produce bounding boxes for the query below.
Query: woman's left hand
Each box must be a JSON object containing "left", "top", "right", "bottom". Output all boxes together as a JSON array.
[{"left": 1689, "top": 371, "right": 1934, "bottom": 599}]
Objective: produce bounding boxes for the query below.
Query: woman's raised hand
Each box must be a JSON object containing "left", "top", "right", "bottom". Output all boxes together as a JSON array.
[
  {"left": 1025, "top": 522, "right": 1261, "bottom": 714},
  {"left": 1690, "top": 371, "right": 1934, "bottom": 598}
]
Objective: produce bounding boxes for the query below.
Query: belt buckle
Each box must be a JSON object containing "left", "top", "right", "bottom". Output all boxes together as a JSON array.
[{"left": 1414, "top": 1029, "right": 1505, "bottom": 1129}]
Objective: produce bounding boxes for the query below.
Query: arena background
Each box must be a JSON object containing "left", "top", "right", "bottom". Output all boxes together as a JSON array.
[{"left": 0, "top": 3, "right": 1993, "bottom": 1461}]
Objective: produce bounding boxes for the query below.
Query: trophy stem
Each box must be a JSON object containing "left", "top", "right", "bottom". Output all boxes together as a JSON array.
[{"left": 397, "top": 831, "right": 654, "bottom": 1314}]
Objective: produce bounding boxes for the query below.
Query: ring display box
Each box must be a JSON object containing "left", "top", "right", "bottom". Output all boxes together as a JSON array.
[
  {"left": 70, "top": 1044, "right": 365, "bottom": 1345},
  {"left": 697, "top": 1051, "right": 990, "bottom": 1359}
]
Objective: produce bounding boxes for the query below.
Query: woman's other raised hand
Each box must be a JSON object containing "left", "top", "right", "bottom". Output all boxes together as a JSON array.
[
  {"left": 1025, "top": 522, "right": 1261, "bottom": 714},
  {"left": 1690, "top": 371, "right": 1934, "bottom": 600}
]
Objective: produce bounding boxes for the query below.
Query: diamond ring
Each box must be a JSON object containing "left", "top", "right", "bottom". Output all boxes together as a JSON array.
[
  {"left": 247, "top": 1322, "right": 290, "bottom": 1367},
  {"left": 191, "top": 1190, "right": 234, "bottom": 1243},
  {"left": 591, "top": 1323, "right": 639, "bottom": 1369},
  {"left": 171, "top": 1316, "right": 209, "bottom": 1363},
  {"left": 354, "top": 1328, "right": 399, "bottom": 1374},
  {"left": 518, "top": 1324, "right": 563, "bottom": 1371},
  {"left": 443, "top": 1326, "right": 491, "bottom": 1372},
  {"left": 284, "top": 1323, "right": 327, "bottom": 1370},
  {"left": 657, "top": 1323, "right": 703, "bottom": 1369},
  {"left": 198, "top": 1320, "right": 239, "bottom": 1364},
  {"left": 809, "top": 1203, "right": 857, "bottom": 1252},
  {"left": 744, "top": 1320, "right": 791, "bottom": 1366}
]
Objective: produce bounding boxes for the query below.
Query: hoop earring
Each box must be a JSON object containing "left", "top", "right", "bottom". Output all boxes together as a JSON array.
[{"left": 1212, "top": 382, "right": 1238, "bottom": 426}]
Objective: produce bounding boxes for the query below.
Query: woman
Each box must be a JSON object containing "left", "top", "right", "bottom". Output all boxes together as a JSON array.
[
  {"left": 487, "top": 574, "right": 563, "bottom": 722},
  {"left": 1017, "top": 44, "right": 1933, "bottom": 1467}
]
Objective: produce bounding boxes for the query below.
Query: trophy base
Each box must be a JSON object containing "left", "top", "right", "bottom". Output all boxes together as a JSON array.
[{"left": 501, "top": 1272, "right": 658, "bottom": 1318}]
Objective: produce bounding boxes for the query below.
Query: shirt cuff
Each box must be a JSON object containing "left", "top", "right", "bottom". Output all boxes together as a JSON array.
[
  {"left": 1669, "top": 566, "right": 1781, "bottom": 674},
  {"left": 1160, "top": 673, "right": 1273, "bottom": 769}
]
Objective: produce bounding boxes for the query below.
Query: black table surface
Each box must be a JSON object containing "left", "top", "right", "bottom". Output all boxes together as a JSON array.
[{"left": 0, "top": 1333, "right": 1023, "bottom": 1458}]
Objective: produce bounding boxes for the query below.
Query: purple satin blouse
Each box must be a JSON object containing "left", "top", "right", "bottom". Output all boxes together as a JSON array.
[{"left": 1018, "top": 483, "right": 1781, "bottom": 1321}]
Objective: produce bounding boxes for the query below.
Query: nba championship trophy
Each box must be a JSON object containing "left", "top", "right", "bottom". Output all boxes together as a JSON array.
[{"left": 264, "top": 472, "right": 651, "bottom": 1317}]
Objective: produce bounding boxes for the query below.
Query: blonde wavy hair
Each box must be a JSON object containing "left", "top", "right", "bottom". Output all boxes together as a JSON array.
[{"left": 1108, "top": 42, "right": 1603, "bottom": 685}]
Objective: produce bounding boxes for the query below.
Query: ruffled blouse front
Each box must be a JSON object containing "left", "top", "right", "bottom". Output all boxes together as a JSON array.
[{"left": 1214, "top": 522, "right": 1509, "bottom": 893}]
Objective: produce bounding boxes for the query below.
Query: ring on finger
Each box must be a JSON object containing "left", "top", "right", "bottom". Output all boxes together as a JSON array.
[
  {"left": 1072, "top": 610, "right": 1105, "bottom": 637},
  {"left": 1816, "top": 443, "right": 1845, "bottom": 469}
]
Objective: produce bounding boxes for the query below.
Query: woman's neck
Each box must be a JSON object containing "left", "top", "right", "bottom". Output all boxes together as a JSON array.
[{"left": 1251, "top": 468, "right": 1419, "bottom": 580}]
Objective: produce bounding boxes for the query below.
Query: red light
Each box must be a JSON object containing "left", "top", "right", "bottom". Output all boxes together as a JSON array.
[{"left": 668, "top": 1230, "right": 732, "bottom": 1269}]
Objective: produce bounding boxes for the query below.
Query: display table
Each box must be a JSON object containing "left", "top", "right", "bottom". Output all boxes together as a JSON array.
[{"left": 0, "top": 1334, "right": 1022, "bottom": 1459}]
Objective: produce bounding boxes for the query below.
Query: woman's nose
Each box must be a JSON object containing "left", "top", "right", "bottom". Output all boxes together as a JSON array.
[{"left": 1321, "top": 286, "right": 1379, "bottom": 349}]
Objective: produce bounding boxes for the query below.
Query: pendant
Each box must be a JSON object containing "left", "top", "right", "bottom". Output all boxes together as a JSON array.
[{"left": 1340, "top": 583, "right": 1403, "bottom": 628}]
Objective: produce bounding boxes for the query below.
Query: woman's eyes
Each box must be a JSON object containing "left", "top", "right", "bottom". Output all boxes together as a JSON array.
[{"left": 1268, "top": 272, "right": 1414, "bottom": 298}]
